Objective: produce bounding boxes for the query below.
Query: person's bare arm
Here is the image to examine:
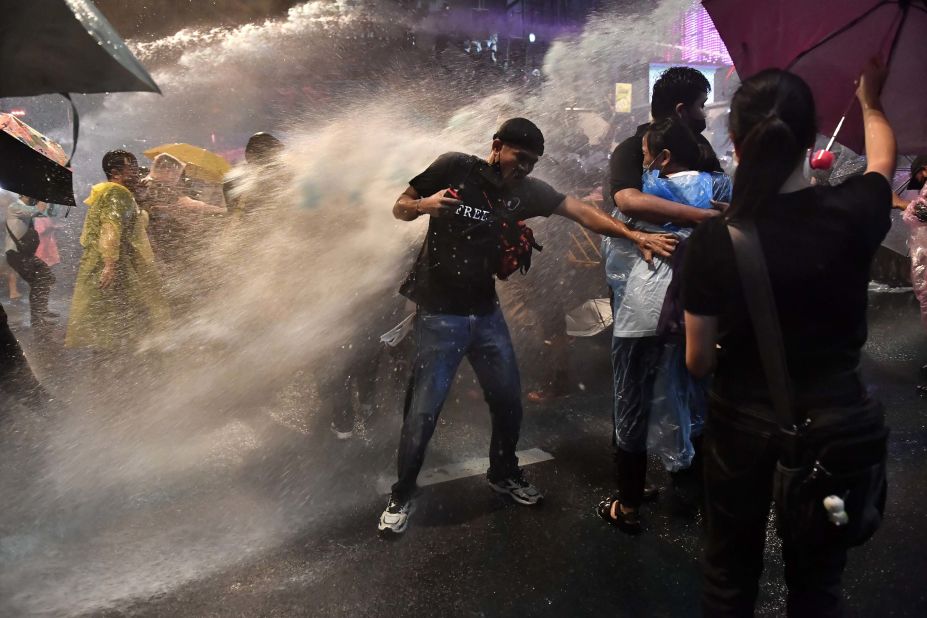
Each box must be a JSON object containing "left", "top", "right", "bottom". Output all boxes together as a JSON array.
[
  {"left": 98, "top": 221, "right": 120, "bottom": 289},
  {"left": 857, "top": 57, "right": 896, "bottom": 182},
  {"left": 555, "top": 195, "right": 677, "bottom": 262},
  {"left": 177, "top": 195, "right": 226, "bottom": 215},
  {"left": 614, "top": 188, "right": 720, "bottom": 227},
  {"left": 393, "top": 186, "right": 461, "bottom": 221},
  {"left": 684, "top": 311, "right": 718, "bottom": 378}
]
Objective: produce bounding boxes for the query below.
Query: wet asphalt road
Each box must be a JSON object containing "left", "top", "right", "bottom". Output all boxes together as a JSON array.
[{"left": 2, "top": 289, "right": 926, "bottom": 617}]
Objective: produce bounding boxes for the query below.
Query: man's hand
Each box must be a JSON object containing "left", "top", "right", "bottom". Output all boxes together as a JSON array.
[
  {"left": 632, "top": 231, "right": 678, "bottom": 264},
  {"left": 99, "top": 262, "right": 116, "bottom": 289},
  {"left": 415, "top": 188, "right": 462, "bottom": 218}
]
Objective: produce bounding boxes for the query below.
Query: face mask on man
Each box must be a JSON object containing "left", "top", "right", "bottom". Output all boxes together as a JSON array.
[{"left": 688, "top": 116, "right": 707, "bottom": 134}]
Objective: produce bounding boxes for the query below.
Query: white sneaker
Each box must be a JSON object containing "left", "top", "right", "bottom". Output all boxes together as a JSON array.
[{"left": 378, "top": 494, "right": 413, "bottom": 535}]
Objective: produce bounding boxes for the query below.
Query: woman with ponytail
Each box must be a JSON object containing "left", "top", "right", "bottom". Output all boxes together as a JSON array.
[{"left": 681, "top": 60, "right": 896, "bottom": 617}]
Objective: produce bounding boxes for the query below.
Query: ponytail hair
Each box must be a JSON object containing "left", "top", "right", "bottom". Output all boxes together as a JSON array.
[{"left": 726, "top": 70, "right": 817, "bottom": 221}]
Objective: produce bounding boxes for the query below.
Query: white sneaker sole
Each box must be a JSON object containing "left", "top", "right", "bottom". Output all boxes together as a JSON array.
[
  {"left": 377, "top": 517, "right": 408, "bottom": 535},
  {"left": 377, "top": 503, "right": 414, "bottom": 535}
]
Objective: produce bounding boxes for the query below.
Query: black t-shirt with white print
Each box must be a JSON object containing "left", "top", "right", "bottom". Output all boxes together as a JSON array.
[{"left": 400, "top": 152, "right": 566, "bottom": 316}]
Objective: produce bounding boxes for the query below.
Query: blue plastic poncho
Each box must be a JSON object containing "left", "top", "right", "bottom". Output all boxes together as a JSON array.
[{"left": 602, "top": 169, "right": 731, "bottom": 471}]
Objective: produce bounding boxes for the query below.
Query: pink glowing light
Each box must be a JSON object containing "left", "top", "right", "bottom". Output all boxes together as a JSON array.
[{"left": 676, "top": 5, "right": 732, "bottom": 65}]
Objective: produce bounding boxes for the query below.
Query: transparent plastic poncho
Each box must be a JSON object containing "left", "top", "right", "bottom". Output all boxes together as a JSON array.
[
  {"left": 602, "top": 170, "right": 730, "bottom": 471},
  {"left": 603, "top": 171, "right": 729, "bottom": 337},
  {"left": 904, "top": 187, "right": 927, "bottom": 327}
]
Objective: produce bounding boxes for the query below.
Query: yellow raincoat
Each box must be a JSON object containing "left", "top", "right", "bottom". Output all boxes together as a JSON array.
[{"left": 65, "top": 182, "right": 169, "bottom": 349}]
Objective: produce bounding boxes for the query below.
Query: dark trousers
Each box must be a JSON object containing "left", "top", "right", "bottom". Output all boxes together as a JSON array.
[
  {"left": 0, "top": 302, "right": 43, "bottom": 406},
  {"left": 702, "top": 400, "right": 848, "bottom": 617},
  {"left": 6, "top": 250, "right": 54, "bottom": 319},
  {"left": 611, "top": 336, "right": 663, "bottom": 508},
  {"left": 391, "top": 307, "right": 523, "bottom": 500}
]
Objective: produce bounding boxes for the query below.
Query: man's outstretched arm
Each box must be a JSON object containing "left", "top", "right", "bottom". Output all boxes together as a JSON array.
[{"left": 555, "top": 195, "right": 677, "bottom": 262}]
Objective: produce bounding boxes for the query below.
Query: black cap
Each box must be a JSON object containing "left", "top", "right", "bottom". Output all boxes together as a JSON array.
[
  {"left": 909, "top": 155, "right": 927, "bottom": 191},
  {"left": 493, "top": 117, "right": 545, "bottom": 156}
]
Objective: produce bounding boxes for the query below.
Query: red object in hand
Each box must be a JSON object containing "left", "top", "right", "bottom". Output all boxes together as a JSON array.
[{"left": 810, "top": 149, "right": 835, "bottom": 170}]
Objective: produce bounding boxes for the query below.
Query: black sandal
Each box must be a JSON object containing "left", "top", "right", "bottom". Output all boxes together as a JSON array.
[{"left": 596, "top": 496, "right": 642, "bottom": 535}]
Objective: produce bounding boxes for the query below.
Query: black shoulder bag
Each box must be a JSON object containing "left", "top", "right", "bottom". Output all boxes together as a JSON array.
[
  {"left": 6, "top": 220, "right": 40, "bottom": 257},
  {"left": 728, "top": 221, "right": 888, "bottom": 549},
  {"left": 469, "top": 159, "right": 543, "bottom": 280}
]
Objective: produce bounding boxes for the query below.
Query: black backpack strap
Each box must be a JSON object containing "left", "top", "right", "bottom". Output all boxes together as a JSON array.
[
  {"left": 6, "top": 223, "right": 24, "bottom": 254},
  {"left": 727, "top": 221, "right": 798, "bottom": 430}
]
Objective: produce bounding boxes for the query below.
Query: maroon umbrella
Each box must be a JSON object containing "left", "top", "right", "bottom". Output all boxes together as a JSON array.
[{"left": 703, "top": 0, "right": 927, "bottom": 154}]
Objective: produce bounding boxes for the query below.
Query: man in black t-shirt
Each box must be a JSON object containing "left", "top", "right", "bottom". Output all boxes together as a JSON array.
[
  {"left": 378, "top": 118, "right": 677, "bottom": 535},
  {"left": 608, "top": 66, "right": 722, "bottom": 225},
  {"left": 599, "top": 68, "right": 728, "bottom": 530}
]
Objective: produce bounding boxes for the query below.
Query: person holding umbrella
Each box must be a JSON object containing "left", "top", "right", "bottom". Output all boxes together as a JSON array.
[
  {"left": 682, "top": 59, "right": 895, "bottom": 617},
  {"left": 4, "top": 194, "right": 57, "bottom": 328}
]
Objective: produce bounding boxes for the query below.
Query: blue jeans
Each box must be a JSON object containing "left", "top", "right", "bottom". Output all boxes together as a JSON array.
[{"left": 391, "top": 307, "right": 523, "bottom": 500}]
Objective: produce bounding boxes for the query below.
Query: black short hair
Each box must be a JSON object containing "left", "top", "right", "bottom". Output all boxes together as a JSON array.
[
  {"left": 102, "top": 150, "right": 137, "bottom": 179},
  {"left": 909, "top": 155, "right": 927, "bottom": 190},
  {"left": 651, "top": 67, "right": 711, "bottom": 120},
  {"left": 644, "top": 117, "right": 702, "bottom": 170},
  {"left": 245, "top": 132, "right": 283, "bottom": 164}
]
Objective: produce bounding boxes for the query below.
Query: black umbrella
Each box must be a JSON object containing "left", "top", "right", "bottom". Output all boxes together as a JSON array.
[
  {"left": 0, "top": 112, "right": 74, "bottom": 206},
  {"left": 0, "top": 0, "right": 160, "bottom": 208},
  {"left": 0, "top": 0, "right": 160, "bottom": 97}
]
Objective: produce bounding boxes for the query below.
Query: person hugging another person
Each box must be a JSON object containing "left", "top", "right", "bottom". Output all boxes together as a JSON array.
[{"left": 598, "top": 117, "right": 731, "bottom": 533}]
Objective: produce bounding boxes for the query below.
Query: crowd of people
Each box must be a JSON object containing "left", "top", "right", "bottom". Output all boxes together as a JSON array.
[
  {"left": 374, "top": 59, "right": 901, "bottom": 618},
  {"left": 0, "top": 54, "right": 919, "bottom": 616}
]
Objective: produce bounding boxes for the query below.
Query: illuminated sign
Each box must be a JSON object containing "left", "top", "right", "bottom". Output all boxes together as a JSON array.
[
  {"left": 614, "top": 83, "right": 632, "bottom": 114},
  {"left": 677, "top": 5, "right": 732, "bottom": 65}
]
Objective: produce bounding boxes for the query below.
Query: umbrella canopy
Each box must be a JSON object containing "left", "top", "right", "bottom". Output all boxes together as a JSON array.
[
  {"left": 0, "top": 113, "right": 74, "bottom": 205},
  {"left": 143, "top": 144, "right": 232, "bottom": 183},
  {"left": 0, "top": 0, "right": 160, "bottom": 97},
  {"left": 703, "top": 0, "right": 927, "bottom": 154}
]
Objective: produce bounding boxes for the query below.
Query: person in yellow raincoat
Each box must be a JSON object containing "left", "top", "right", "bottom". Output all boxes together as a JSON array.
[{"left": 65, "top": 150, "right": 169, "bottom": 350}]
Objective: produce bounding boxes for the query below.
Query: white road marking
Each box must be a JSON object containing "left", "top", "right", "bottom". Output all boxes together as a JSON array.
[{"left": 376, "top": 448, "right": 554, "bottom": 494}]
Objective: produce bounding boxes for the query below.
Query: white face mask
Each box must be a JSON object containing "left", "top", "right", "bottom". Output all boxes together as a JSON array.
[{"left": 643, "top": 150, "right": 668, "bottom": 174}]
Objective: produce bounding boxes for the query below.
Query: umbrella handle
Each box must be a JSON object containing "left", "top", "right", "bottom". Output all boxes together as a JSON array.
[
  {"left": 824, "top": 114, "right": 846, "bottom": 153},
  {"left": 61, "top": 93, "right": 79, "bottom": 218},
  {"left": 61, "top": 94, "right": 79, "bottom": 167}
]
